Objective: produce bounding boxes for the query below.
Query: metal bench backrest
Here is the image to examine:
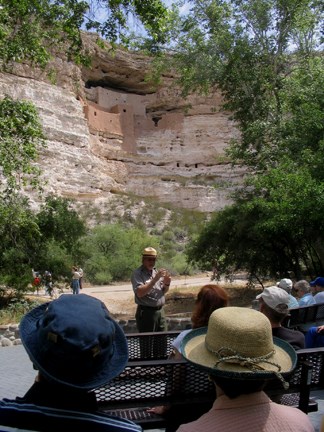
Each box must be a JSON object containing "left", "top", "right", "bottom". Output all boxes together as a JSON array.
[
  {"left": 95, "top": 347, "right": 324, "bottom": 428},
  {"left": 285, "top": 303, "right": 324, "bottom": 331},
  {"left": 95, "top": 359, "right": 215, "bottom": 406},
  {"left": 126, "top": 331, "right": 181, "bottom": 361},
  {"left": 264, "top": 347, "right": 324, "bottom": 412}
]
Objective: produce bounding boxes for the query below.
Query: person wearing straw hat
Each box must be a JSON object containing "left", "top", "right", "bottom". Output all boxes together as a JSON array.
[
  {"left": 178, "top": 307, "right": 314, "bottom": 432},
  {"left": 256, "top": 286, "right": 305, "bottom": 350},
  {"left": 0, "top": 294, "right": 141, "bottom": 432},
  {"left": 131, "top": 247, "right": 171, "bottom": 333}
]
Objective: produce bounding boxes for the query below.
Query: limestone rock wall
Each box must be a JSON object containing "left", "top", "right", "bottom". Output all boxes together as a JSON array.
[
  {"left": 0, "top": 73, "right": 127, "bottom": 209},
  {"left": 0, "top": 36, "right": 244, "bottom": 213}
]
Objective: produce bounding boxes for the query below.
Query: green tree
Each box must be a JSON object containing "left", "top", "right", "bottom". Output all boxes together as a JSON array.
[
  {"left": 36, "top": 195, "right": 87, "bottom": 252},
  {"left": 0, "top": 0, "right": 171, "bottom": 70},
  {"left": 79, "top": 224, "right": 158, "bottom": 284},
  {"left": 86, "top": 0, "right": 171, "bottom": 46},
  {"left": 169, "top": 0, "right": 324, "bottom": 279},
  {"left": 168, "top": 0, "right": 323, "bottom": 171},
  {"left": 187, "top": 161, "right": 324, "bottom": 280},
  {"left": 0, "top": 194, "right": 42, "bottom": 296},
  {"left": 0, "top": 194, "right": 87, "bottom": 296},
  {"left": 0, "top": 96, "right": 46, "bottom": 196}
]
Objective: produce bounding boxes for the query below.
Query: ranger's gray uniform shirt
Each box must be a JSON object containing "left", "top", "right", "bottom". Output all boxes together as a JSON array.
[{"left": 131, "top": 265, "right": 165, "bottom": 307}]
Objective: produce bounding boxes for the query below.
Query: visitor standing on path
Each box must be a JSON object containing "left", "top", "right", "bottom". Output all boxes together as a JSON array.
[
  {"left": 43, "top": 270, "right": 53, "bottom": 297},
  {"left": 71, "top": 266, "right": 81, "bottom": 295},
  {"left": 131, "top": 247, "right": 171, "bottom": 333},
  {"left": 78, "top": 266, "right": 84, "bottom": 290}
]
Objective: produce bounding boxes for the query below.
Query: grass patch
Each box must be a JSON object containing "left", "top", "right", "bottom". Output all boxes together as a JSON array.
[{"left": 0, "top": 297, "right": 46, "bottom": 325}]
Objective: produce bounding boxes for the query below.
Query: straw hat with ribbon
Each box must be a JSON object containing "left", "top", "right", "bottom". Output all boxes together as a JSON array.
[{"left": 180, "top": 306, "right": 296, "bottom": 388}]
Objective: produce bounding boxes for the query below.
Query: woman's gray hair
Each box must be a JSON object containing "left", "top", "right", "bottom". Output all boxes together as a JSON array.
[{"left": 294, "top": 280, "right": 311, "bottom": 293}]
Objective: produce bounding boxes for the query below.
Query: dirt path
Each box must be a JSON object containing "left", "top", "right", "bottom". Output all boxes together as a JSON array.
[
  {"left": 30, "top": 274, "right": 252, "bottom": 321},
  {"left": 81, "top": 274, "right": 251, "bottom": 320},
  {"left": 81, "top": 274, "right": 212, "bottom": 318}
]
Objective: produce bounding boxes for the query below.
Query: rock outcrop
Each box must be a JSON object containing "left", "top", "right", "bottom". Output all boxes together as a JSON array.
[{"left": 0, "top": 34, "right": 243, "bottom": 213}]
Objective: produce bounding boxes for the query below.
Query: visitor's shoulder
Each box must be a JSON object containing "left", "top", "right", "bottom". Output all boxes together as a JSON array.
[{"left": 271, "top": 403, "right": 314, "bottom": 430}]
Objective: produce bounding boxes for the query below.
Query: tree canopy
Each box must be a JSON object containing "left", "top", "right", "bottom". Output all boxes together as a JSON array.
[
  {"left": 0, "top": 0, "right": 171, "bottom": 69},
  {"left": 167, "top": 0, "right": 324, "bottom": 280},
  {"left": 0, "top": 96, "right": 46, "bottom": 196}
]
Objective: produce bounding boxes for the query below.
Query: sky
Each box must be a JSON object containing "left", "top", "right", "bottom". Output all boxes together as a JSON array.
[
  {"left": 82, "top": 0, "right": 192, "bottom": 43},
  {"left": 163, "top": 0, "right": 191, "bottom": 14}
]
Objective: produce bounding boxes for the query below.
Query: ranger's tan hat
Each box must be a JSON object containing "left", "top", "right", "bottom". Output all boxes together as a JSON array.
[{"left": 142, "top": 247, "right": 157, "bottom": 257}]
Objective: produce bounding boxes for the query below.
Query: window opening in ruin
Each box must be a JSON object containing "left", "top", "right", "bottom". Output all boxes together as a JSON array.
[
  {"left": 195, "top": 164, "right": 198, "bottom": 168},
  {"left": 177, "top": 163, "right": 180, "bottom": 167},
  {"left": 94, "top": 111, "right": 97, "bottom": 116},
  {"left": 152, "top": 116, "right": 162, "bottom": 127},
  {"left": 123, "top": 109, "right": 126, "bottom": 112}
]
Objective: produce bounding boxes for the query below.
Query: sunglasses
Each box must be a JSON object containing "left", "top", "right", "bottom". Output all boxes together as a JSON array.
[{"left": 145, "top": 257, "right": 156, "bottom": 262}]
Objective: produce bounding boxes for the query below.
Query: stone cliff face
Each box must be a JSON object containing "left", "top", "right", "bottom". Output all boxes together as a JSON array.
[{"left": 0, "top": 34, "right": 243, "bottom": 213}]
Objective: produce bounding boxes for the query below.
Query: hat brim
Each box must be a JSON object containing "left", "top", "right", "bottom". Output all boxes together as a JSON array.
[
  {"left": 180, "top": 327, "right": 296, "bottom": 380},
  {"left": 20, "top": 302, "right": 128, "bottom": 390}
]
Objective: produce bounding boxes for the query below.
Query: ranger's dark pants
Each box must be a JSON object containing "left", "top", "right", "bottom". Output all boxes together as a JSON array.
[{"left": 135, "top": 305, "right": 167, "bottom": 358}]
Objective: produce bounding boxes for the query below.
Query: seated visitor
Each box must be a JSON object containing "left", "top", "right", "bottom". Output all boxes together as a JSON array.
[
  {"left": 177, "top": 306, "right": 314, "bottom": 432},
  {"left": 256, "top": 286, "right": 305, "bottom": 349},
  {"left": 294, "top": 280, "right": 316, "bottom": 306},
  {"left": 171, "top": 284, "right": 229, "bottom": 359},
  {"left": 276, "top": 278, "right": 299, "bottom": 308},
  {"left": 305, "top": 324, "right": 324, "bottom": 348},
  {"left": 310, "top": 277, "right": 324, "bottom": 303},
  {"left": 0, "top": 294, "right": 141, "bottom": 432}
]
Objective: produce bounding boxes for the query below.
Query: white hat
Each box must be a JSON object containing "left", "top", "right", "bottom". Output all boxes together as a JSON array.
[
  {"left": 256, "top": 286, "right": 289, "bottom": 313},
  {"left": 276, "top": 278, "right": 293, "bottom": 293},
  {"left": 180, "top": 307, "right": 296, "bottom": 382}
]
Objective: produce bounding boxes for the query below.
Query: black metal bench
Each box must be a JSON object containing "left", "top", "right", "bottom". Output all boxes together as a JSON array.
[
  {"left": 95, "top": 347, "right": 324, "bottom": 430},
  {"left": 265, "top": 347, "right": 324, "bottom": 413},
  {"left": 284, "top": 303, "right": 324, "bottom": 333},
  {"left": 126, "top": 330, "right": 180, "bottom": 361},
  {"left": 96, "top": 358, "right": 215, "bottom": 430}
]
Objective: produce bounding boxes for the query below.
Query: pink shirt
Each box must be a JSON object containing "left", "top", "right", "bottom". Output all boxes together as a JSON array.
[{"left": 176, "top": 391, "right": 314, "bottom": 432}]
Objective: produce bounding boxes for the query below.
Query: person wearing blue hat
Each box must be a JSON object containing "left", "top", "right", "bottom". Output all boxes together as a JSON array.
[
  {"left": 310, "top": 277, "right": 324, "bottom": 303},
  {"left": 0, "top": 294, "right": 141, "bottom": 432}
]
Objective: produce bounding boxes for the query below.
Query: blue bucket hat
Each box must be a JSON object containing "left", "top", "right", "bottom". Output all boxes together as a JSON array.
[
  {"left": 19, "top": 294, "right": 128, "bottom": 390},
  {"left": 310, "top": 277, "right": 324, "bottom": 287}
]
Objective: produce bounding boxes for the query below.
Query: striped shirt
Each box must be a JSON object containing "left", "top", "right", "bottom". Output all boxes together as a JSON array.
[{"left": 0, "top": 400, "right": 142, "bottom": 432}]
